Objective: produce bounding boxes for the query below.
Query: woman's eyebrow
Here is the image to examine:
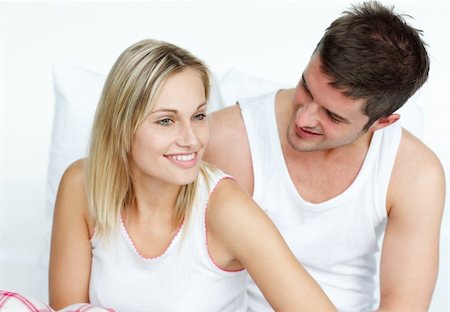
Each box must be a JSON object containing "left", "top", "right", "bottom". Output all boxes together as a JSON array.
[{"left": 151, "top": 103, "right": 207, "bottom": 114}]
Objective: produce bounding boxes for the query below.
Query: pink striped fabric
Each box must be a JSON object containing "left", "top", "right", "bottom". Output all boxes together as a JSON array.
[
  {"left": 0, "top": 291, "right": 115, "bottom": 312},
  {"left": 59, "top": 303, "right": 115, "bottom": 312},
  {"left": 0, "top": 290, "right": 52, "bottom": 311}
]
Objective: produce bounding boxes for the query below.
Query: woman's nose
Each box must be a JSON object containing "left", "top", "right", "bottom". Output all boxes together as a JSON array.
[{"left": 176, "top": 122, "right": 200, "bottom": 149}]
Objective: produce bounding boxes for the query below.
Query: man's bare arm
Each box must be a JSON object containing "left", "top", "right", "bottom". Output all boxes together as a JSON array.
[{"left": 377, "top": 129, "right": 445, "bottom": 311}]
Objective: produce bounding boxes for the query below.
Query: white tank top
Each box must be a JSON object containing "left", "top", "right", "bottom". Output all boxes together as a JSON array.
[
  {"left": 89, "top": 167, "right": 248, "bottom": 312},
  {"left": 240, "top": 91, "right": 401, "bottom": 312}
]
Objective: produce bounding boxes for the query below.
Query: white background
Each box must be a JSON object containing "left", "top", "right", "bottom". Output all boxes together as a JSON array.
[{"left": 0, "top": 1, "right": 448, "bottom": 310}]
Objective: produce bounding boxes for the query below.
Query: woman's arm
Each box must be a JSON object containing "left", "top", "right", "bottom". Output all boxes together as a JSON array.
[
  {"left": 207, "top": 178, "right": 336, "bottom": 311},
  {"left": 49, "top": 159, "right": 93, "bottom": 310}
]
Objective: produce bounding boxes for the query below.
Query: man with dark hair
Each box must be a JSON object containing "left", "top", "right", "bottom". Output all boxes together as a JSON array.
[{"left": 205, "top": 1, "right": 445, "bottom": 311}]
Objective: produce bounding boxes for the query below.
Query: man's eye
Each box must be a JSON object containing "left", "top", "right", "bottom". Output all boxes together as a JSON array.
[
  {"left": 157, "top": 118, "right": 173, "bottom": 126},
  {"left": 327, "top": 112, "right": 341, "bottom": 123}
]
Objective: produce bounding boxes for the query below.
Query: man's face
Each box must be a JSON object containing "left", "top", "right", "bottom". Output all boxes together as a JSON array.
[{"left": 287, "top": 54, "right": 370, "bottom": 152}]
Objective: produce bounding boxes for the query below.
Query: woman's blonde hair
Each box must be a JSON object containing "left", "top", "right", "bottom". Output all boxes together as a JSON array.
[{"left": 86, "top": 39, "right": 211, "bottom": 240}]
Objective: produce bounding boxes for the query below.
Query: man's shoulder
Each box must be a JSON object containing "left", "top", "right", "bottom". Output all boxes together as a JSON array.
[
  {"left": 205, "top": 105, "right": 254, "bottom": 193},
  {"left": 208, "top": 105, "right": 247, "bottom": 149},
  {"left": 211, "top": 104, "right": 244, "bottom": 128},
  {"left": 396, "top": 128, "right": 443, "bottom": 171},
  {"left": 388, "top": 127, "right": 445, "bottom": 207}
]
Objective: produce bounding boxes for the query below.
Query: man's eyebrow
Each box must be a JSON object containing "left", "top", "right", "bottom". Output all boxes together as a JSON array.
[
  {"left": 151, "top": 103, "right": 207, "bottom": 114},
  {"left": 302, "top": 74, "right": 349, "bottom": 123},
  {"left": 301, "top": 74, "right": 313, "bottom": 97},
  {"left": 326, "top": 109, "right": 350, "bottom": 123}
]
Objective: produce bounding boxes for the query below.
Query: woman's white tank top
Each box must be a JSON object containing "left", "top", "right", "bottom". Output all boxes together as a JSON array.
[{"left": 89, "top": 168, "right": 248, "bottom": 312}]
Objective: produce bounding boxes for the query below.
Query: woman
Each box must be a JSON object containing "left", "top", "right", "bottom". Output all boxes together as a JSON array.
[{"left": 49, "top": 39, "right": 335, "bottom": 311}]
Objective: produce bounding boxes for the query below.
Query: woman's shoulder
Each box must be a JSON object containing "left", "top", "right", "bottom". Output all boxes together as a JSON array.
[
  {"left": 55, "top": 159, "right": 87, "bottom": 208},
  {"left": 202, "top": 165, "right": 244, "bottom": 201},
  {"left": 55, "top": 158, "right": 93, "bottom": 230},
  {"left": 207, "top": 173, "right": 256, "bottom": 222},
  {"left": 63, "top": 158, "right": 86, "bottom": 178}
]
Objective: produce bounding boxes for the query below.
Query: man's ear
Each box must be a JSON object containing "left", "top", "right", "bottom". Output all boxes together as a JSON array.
[{"left": 368, "top": 113, "right": 400, "bottom": 132}]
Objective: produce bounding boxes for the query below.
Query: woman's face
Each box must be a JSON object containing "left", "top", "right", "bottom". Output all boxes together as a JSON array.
[{"left": 129, "top": 68, "right": 209, "bottom": 187}]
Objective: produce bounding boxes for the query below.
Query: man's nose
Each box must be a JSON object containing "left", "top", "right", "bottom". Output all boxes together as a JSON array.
[{"left": 295, "top": 101, "right": 320, "bottom": 128}]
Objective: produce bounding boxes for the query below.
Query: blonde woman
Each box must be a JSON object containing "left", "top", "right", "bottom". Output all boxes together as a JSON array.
[{"left": 49, "top": 39, "right": 336, "bottom": 312}]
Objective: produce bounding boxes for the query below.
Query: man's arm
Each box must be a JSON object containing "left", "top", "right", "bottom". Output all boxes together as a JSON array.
[
  {"left": 204, "top": 104, "right": 254, "bottom": 194},
  {"left": 378, "top": 129, "right": 445, "bottom": 311}
]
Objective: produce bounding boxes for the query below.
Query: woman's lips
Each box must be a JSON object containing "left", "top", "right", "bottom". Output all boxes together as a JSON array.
[{"left": 164, "top": 152, "right": 198, "bottom": 168}]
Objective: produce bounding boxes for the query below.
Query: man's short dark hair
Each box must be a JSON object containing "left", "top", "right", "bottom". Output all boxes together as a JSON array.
[{"left": 315, "top": 1, "right": 430, "bottom": 130}]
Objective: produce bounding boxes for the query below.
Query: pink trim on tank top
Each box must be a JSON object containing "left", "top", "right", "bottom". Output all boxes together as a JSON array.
[{"left": 120, "top": 215, "right": 184, "bottom": 261}]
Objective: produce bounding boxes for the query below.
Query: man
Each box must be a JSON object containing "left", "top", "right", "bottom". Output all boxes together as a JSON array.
[{"left": 205, "top": 1, "right": 445, "bottom": 311}]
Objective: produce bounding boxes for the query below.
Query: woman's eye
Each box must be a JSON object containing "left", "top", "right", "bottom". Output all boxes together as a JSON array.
[
  {"left": 157, "top": 118, "right": 173, "bottom": 126},
  {"left": 193, "top": 113, "right": 207, "bottom": 121}
]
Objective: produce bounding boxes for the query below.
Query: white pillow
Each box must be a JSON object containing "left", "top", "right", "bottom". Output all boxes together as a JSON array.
[
  {"left": 219, "top": 68, "right": 290, "bottom": 106},
  {"left": 46, "top": 65, "right": 105, "bottom": 217}
]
